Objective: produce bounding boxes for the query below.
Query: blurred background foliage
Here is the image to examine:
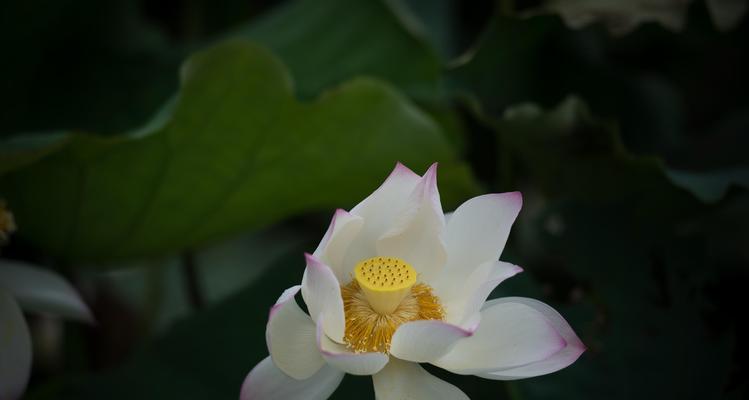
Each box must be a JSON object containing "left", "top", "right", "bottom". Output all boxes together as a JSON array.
[{"left": 0, "top": 0, "right": 748, "bottom": 398}]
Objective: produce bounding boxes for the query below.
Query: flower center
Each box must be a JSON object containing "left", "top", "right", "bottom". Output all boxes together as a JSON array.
[
  {"left": 341, "top": 256, "right": 444, "bottom": 353},
  {"left": 354, "top": 256, "right": 417, "bottom": 314}
]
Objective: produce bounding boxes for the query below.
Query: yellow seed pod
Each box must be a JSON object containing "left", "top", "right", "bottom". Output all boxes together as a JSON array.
[{"left": 354, "top": 256, "right": 416, "bottom": 314}]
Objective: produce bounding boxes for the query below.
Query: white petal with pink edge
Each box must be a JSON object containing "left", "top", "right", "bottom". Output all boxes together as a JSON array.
[
  {"left": 312, "top": 209, "right": 363, "bottom": 282},
  {"left": 442, "top": 260, "right": 523, "bottom": 328},
  {"left": 433, "top": 300, "right": 566, "bottom": 374},
  {"left": 0, "top": 260, "right": 93, "bottom": 322},
  {"left": 436, "top": 192, "right": 522, "bottom": 298},
  {"left": 476, "top": 297, "right": 585, "bottom": 380},
  {"left": 240, "top": 356, "right": 343, "bottom": 400},
  {"left": 316, "top": 318, "right": 389, "bottom": 376},
  {"left": 301, "top": 254, "right": 345, "bottom": 343},
  {"left": 389, "top": 319, "right": 474, "bottom": 363},
  {"left": 342, "top": 163, "right": 422, "bottom": 275},
  {"left": 377, "top": 163, "right": 447, "bottom": 284},
  {"left": 266, "top": 286, "right": 323, "bottom": 380},
  {"left": 373, "top": 358, "right": 468, "bottom": 400},
  {"left": 0, "top": 289, "right": 32, "bottom": 400}
]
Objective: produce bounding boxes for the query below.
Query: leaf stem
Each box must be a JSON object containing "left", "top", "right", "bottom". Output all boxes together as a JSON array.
[
  {"left": 182, "top": 250, "right": 204, "bottom": 310},
  {"left": 506, "top": 382, "right": 523, "bottom": 400}
]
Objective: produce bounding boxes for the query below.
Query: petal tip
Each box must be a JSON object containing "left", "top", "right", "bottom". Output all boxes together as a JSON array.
[
  {"left": 569, "top": 335, "right": 587, "bottom": 354},
  {"left": 391, "top": 162, "right": 419, "bottom": 180},
  {"left": 304, "top": 252, "right": 322, "bottom": 268},
  {"left": 423, "top": 162, "right": 439, "bottom": 187},
  {"left": 304, "top": 254, "right": 339, "bottom": 284},
  {"left": 268, "top": 285, "right": 301, "bottom": 320},
  {"left": 509, "top": 191, "right": 523, "bottom": 206},
  {"left": 487, "top": 191, "right": 523, "bottom": 216}
]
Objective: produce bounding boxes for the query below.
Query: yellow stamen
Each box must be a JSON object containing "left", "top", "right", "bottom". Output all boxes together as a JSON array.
[
  {"left": 341, "top": 256, "right": 444, "bottom": 353},
  {"left": 354, "top": 257, "right": 417, "bottom": 314}
]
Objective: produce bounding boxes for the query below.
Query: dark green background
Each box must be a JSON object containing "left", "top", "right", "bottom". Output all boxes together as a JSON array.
[{"left": 1, "top": 0, "right": 747, "bottom": 399}]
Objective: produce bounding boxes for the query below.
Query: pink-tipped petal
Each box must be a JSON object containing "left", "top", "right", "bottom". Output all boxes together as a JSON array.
[
  {"left": 437, "top": 192, "right": 523, "bottom": 297},
  {"left": 312, "top": 209, "right": 363, "bottom": 282},
  {"left": 390, "top": 319, "right": 473, "bottom": 363},
  {"left": 433, "top": 300, "right": 566, "bottom": 374},
  {"left": 377, "top": 163, "right": 447, "bottom": 284},
  {"left": 342, "top": 163, "right": 422, "bottom": 275},
  {"left": 0, "top": 289, "right": 31, "bottom": 400},
  {"left": 373, "top": 358, "right": 468, "bottom": 400},
  {"left": 0, "top": 260, "right": 93, "bottom": 323},
  {"left": 240, "top": 356, "right": 343, "bottom": 400},
  {"left": 315, "top": 318, "right": 389, "bottom": 376},
  {"left": 476, "top": 297, "right": 585, "bottom": 380},
  {"left": 301, "top": 254, "right": 346, "bottom": 343},
  {"left": 268, "top": 285, "right": 302, "bottom": 321},
  {"left": 266, "top": 286, "right": 324, "bottom": 380},
  {"left": 443, "top": 261, "right": 523, "bottom": 327}
]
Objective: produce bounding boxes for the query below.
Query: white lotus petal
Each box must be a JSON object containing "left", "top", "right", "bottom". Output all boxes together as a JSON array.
[
  {"left": 0, "top": 260, "right": 92, "bottom": 322},
  {"left": 316, "top": 318, "right": 389, "bottom": 375},
  {"left": 240, "top": 356, "right": 343, "bottom": 400},
  {"left": 434, "top": 300, "right": 566, "bottom": 374},
  {"left": 436, "top": 192, "right": 522, "bottom": 298},
  {"left": 266, "top": 286, "right": 324, "bottom": 380},
  {"left": 0, "top": 289, "right": 32, "bottom": 400},
  {"left": 377, "top": 163, "right": 447, "bottom": 283},
  {"left": 312, "top": 209, "right": 363, "bottom": 281},
  {"left": 390, "top": 319, "right": 474, "bottom": 363},
  {"left": 342, "top": 163, "right": 422, "bottom": 277},
  {"left": 373, "top": 358, "right": 468, "bottom": 400},
  {"left": 476, "top": 297, "right": 585, "bottom": 380},
  {"left": 301, "top": 254, "right": 345, "bottom": 343},
  {"left": 443, "top": 261, "right": 523, "bottom": 327}
]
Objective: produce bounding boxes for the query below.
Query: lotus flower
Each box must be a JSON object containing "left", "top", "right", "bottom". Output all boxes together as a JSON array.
[
  {"left": 240, "top": 163, "right": 584, "bottom": 400},
  {"left": 0, "top": 260, "right": 93, "bottom": 400}
]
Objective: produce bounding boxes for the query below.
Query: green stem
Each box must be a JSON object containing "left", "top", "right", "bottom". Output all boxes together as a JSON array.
[
  {"left": 182, "top": 250, "right": 205, "bottom": 310},
  {"left": 506, "top": 382, "right": 524, "bottom": 400}
]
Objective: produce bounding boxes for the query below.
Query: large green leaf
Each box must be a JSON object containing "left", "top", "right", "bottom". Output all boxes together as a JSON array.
[
  {"left": 233, "top": 0, "right": 443, "bottom": 101},
  {"left": 448, "top": 15, "right": 557, "bottom": 115},
  {"left": 1, "top": 0, "right": 444, "bottom": 141},
  {"left": 471, "top": 97, "right": 741, "bottom": 398},
  {"left": 485, "top": 96, "right": 709, "bottom": 231},
  {"left": 501, "top": 200, "right": 735, "bottom": 400},
  {"left": 493, "top": 95, "right": 748, "bottom": 208},
  {"left": 0, "top": 40, "right": 478, "bottom": 263}
]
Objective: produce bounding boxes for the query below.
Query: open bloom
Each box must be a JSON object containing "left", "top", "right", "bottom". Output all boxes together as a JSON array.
[{"left": 240, "top": 163, "right": 584, "bottom": 400}]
